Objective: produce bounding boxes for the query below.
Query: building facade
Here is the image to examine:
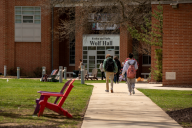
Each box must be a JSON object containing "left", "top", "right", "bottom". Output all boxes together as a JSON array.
[
  {"left": 151, "top": 1, "right": 192, "bottom": 86},
  {"left": 0, "top": 0, "right": 192, "bottom": 86}
]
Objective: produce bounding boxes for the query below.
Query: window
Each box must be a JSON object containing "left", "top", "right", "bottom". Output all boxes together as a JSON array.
[
  {"left": 143, "top": 55, "right": 151, "bottom": 65},
  {"left": 89, "top": 13, "right": 120, "bottom": 30},
  {"left": 23, "top": 16, "right": 33, "bottom": 23},
  {"left": 15, "top": 7, "right": 41, "bottom": 24},
  {"left": 15, "top": 6, "right": 41, "bottom": 42},
  {"left": 69, "top": 32, "right": 75, "bottom": 64},
  {"left": 69, "top": 41, "right": 75, "bottom": 64}
]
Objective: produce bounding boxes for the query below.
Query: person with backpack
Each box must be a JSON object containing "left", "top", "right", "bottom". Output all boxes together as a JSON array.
[
  {"left": 114, "top": 56, "right": 121, "bottom": 84},
  {"left": 123, "top": 57, "right": 138, "bottom": 84},
  {"left": 122, "top": 53, "right": 138, "bottom": 95},
  {"left": 103, "top": 54, "right": 118, "bottom": 93}
]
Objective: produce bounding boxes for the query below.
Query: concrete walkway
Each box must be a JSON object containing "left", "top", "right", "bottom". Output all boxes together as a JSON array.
[{"left": 81, "top": 83, "right": 192, "bottom": 128}]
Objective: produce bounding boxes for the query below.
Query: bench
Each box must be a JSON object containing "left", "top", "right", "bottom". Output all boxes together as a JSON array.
[
  {"left": 67, "top": 72, "right": 73, "bottom": 77},
  {"left": 141, "top": 73, "right": 150, "bottom": 79}
]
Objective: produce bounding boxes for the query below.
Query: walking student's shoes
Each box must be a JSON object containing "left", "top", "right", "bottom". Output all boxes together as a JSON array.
[
  {"left": 111, "top": 89, "right": 113, "bottom": 93},
  {"left": 133, "top": 89, "right": 135, "bottom": 94},
  {"left": 105, "top": 90, "right": 109, "bottom": 92}
]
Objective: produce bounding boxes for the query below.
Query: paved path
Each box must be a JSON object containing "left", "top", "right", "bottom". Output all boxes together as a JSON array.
[
  {"left": 81, "top": 83, "right": 192, "bottom": 128},
  {"left": 136, "top": 83, "right": 192, "bottom": 90}
]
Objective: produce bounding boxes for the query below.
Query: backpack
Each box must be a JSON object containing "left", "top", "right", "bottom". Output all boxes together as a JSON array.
[
  {"left": 127, "top": 60, "right": 136, "bottom": 79},
  {"left": 105, "top": 58, "right": 114, "bottom": 72}
]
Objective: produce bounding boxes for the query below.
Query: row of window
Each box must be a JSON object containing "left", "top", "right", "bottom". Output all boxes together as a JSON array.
[
  {"left": 15, "top": 7, "right": 41, "bottom": 24},
  {"left": 83, "top": 46, "right": 119, "bottom": 51},
  {"left": 15, "top": 6, "right": 41, "bottom": 42}
]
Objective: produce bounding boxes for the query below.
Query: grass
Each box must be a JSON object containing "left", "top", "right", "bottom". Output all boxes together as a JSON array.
[
  {"left": 0, "top": 79, "right": 93, "bottom": 128},
  {"left": 138, "top": 89, "right": 192, "bottom": 128},
  {"left": 137, "top": 89, "right": 192, "bottom": 111}
]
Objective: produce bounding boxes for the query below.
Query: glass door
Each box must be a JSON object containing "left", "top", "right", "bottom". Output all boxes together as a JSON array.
[{"left": 88, "top": 50, "right": 96, "bottom": 73}]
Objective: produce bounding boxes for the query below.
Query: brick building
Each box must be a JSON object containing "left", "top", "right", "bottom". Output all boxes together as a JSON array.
[
  {"left": 0, "top": 0, "right": 191, "bottom": 86},
  {"left": 151, "top": 1, "right": 192, "bottom": 86}
]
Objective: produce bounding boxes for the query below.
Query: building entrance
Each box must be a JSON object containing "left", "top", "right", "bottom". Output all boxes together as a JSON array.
[
  {"left": 87, "top": 50, "right": 96, "bottom": 73},
  {"left": 84, "top": 47, "right": 118, "bottom": 76},
  {"left": 83, "top": 34, "right": 120, "bottom": 76}
]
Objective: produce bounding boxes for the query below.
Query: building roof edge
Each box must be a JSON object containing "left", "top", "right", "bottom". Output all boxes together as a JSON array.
[{"left": 151, "top": 1, "right": 192, "bottom": 4}]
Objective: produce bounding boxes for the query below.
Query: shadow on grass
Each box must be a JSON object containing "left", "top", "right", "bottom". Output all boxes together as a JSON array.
[
  {"left": 0, "top": 112, "right": 81, "bottom": 126},
  {"left": 0, "top": 111, "right": 81, "bottom": 120},
  {"left": 0, "top": 125, "right": 58, "bottom": 128}
]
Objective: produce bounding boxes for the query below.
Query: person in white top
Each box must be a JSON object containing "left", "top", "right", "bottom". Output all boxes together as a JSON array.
[
  {"left": 78, "top": 59, "right": 83, "bottom": 76},
  {"left": 99, "top": 60, "right": 106, "bottom": 80},
  {"left": 122, "top": 53, "right": 138, "bottom": 95}
]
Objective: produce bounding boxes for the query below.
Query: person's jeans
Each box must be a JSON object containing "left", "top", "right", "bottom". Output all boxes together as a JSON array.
[
  {"left": 101, "top": 72, "right": 106, "bottom": 80},
  {"left": 114, "top": 72, "right": 119, "bottom": 83},
  {"left": 127, "top": 78, "right": 135, "bottom": 93},
  {"left": 124, "top": 72, "right": 127, "bottom": 82},
  {"left": 106, "top": 72, "right": 114, "bottom": 91}
]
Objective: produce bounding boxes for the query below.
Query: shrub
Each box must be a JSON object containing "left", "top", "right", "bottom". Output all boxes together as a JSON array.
[
  {"left": 8, "top": 68, "right": 17, "bottom": 76},
  {"left": 33, "top": 67, "right": 42, "bottom": 78}
]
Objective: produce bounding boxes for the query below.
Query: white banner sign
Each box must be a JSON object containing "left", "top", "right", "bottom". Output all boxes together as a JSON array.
[{"left": 83, "top": 34, "right": 120, "bottom": 46}]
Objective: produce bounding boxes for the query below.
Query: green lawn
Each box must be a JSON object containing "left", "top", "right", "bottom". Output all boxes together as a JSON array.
[
  {"left": 0, "top": 79, "right": 93, "bottom": 128},
  {"left": 137, "top": 89, "right": 192, "bottom": 111},
  {"left": 138, "top": 89, "right": 192, "bottom": 128}
]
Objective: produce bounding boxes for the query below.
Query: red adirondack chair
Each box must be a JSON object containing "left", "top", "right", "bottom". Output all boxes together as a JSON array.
[
  {"left": 38, "top": 79, "right": 75, "bottom": 118},
  {"left": 33, "top": 79, "right": 72, "bottom": 115}
]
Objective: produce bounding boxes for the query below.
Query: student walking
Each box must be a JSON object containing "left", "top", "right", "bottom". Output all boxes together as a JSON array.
[
  {"left": 114, "top": 56, "right": 121, "bottom": 84},
  {"left": 103, "top": 54, "right": 118, "bottom": 93},
  {"left": 99, "top": 60, "right": 106, "bottom": 80},
  {"left": 124, "top": 56, "right": 139, "bottom": 84},
  {"left": 122, "top": 53, "right": 138, "bottom": 95}
]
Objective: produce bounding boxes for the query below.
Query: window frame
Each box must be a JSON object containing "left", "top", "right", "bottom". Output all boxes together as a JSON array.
[
  {"left": 69, "top": 41, "right": 75, "bottom": 65},
  {"left": 15, "top": 6, "right": 41, "bottom": 24},
  {"left": 23, "top": 15, "right": 34, "bottom": 23},
  {"left": 142, "top": 54, "right": 151, "bottom": 66},
  {"left": 15, "top": 6, "right": 41, "bottom": 42}
]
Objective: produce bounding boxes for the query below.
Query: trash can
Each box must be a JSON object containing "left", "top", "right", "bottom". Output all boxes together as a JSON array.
[{"left": 73, "top": 70, "right": 79, "bottom": 78}]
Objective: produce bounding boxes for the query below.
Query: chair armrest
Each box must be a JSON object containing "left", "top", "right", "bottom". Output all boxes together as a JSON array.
[
  {"left": 41, "top": 92, "right": 64, "bottom": 97},
  {"left": 38, "top": 91, "right": 60, "bottom": 94}
]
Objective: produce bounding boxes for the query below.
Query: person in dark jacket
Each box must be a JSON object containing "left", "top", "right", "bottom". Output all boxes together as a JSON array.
[
  {"left": 114, "top": 56, "right": 121, "bottom": 84},
  {"left": 103, "top": 54, "right": 118, "bottom": 93}
]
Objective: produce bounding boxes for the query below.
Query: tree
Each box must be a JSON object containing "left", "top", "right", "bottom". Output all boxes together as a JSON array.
[
  {"left": 44, "top": 0, "right": 152, "bottom": 45},
  {"left": 127, "top": 4, "right": 163, "bottom": 82}
]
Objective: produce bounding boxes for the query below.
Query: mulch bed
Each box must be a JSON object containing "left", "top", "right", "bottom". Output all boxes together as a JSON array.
[{"left": 166, "top": 107, "right": 192, "bottom": 127}]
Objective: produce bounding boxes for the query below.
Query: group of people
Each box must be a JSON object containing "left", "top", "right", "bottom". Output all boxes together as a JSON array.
[
  {"left": 78, "top": 53, "right": 138, "bottom": 95},
  {"left": 100, "top": 53, "right": 138, "bottom": 95}
]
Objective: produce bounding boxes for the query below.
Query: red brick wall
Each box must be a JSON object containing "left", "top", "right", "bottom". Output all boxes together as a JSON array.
[
  {"left": 38, "top": 1, "right": 52, "bottom": 74},
  {"left": 75, "top": 6, "right": 83, "bottom": 70},
  {"left": 0, "top": 0, "right": 52, "bottom": 75},
  {"left": 15, "top": 42, "right": 41, "bottom": 76},
  {"left": 0, "top": 0, "right": 6, "bottom": 74},
  {"left": 152, "top": 3, "right": 192, "bottom": 86},
  {"left": 6, "top": 1, "right": 15, "bottom": 72},
  {"left": 163, "top": 3, "right": 192, "bottom": 86},
  {"left": 120, "top": 24, "right": 133, "bottom": 64},
  {"left": 53, "top": 8, "right": 60, "bottom": 69}
]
